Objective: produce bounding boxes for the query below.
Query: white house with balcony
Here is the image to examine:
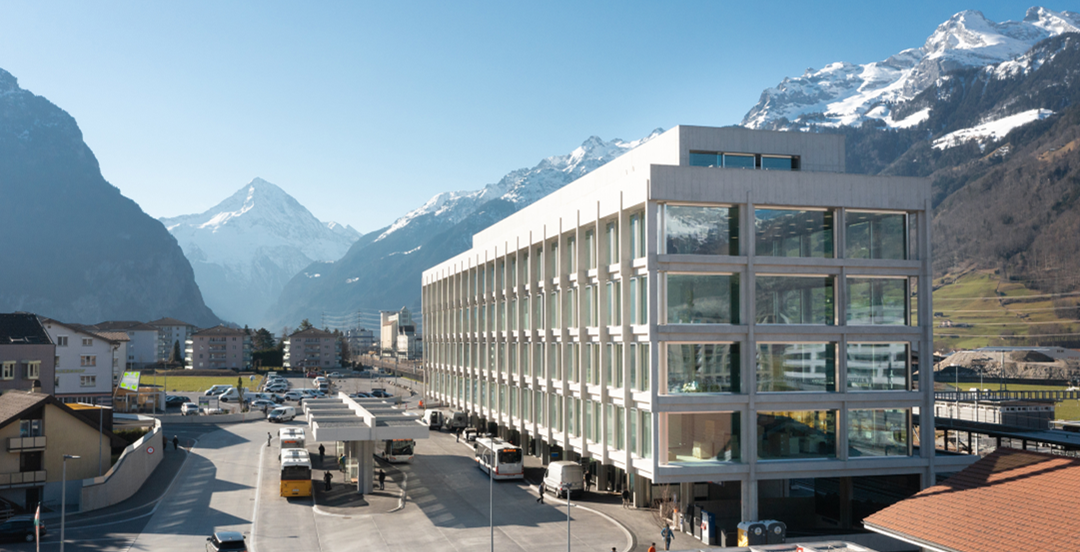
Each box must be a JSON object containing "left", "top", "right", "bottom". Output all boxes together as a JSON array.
[{"left": 41, "top": 319, "right": 127, "bottom": 403}]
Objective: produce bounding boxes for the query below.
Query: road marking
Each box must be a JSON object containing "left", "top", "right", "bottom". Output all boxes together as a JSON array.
[{"left": 251, "top": 439, "right": 265, "bottom": 552}]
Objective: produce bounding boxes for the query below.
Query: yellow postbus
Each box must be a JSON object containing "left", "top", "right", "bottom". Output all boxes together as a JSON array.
[{"left": 280, "top": 448, "right": 312, "bottom": 497}]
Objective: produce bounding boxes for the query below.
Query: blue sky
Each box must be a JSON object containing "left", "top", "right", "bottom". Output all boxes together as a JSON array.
[{"left": 0, "top": 1, "right": 1046, "bottom": 233}]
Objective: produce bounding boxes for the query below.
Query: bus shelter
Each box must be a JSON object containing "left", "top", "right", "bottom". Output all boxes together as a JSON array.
[{"left": 303, "top": 393, "right": 427, "bottom": 494}]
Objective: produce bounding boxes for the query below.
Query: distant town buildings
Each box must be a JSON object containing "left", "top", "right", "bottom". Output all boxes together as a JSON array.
[
  {"left": 91, "top": 321, "right": 160, "bottom": 369},
  {"left": 283, "top": 327, "right": 340, "bottom": 370},
  {"left": 185, "top": 325, "right": 252, "bottom": 370},
  {"left": 345, "top": 327, "right": 375, "bottom": 355},
  {"left": 0, "top": 313, "right": 55, "bottom": 395},
  {"left": 148, "top": 317, "right": 198, "bottom": 363},
  {"left": 381, "top": 307, "right": 420, "bottom": 360}
]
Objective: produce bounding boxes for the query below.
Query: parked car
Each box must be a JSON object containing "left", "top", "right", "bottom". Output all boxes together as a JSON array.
[
  {"left": 351, "top": 392, "right": 372, "bottom": 399},
  {"left": 206, "top": 530, "right": 247, "bottom": 551},
  {"left": 215, "top": 387, "right": 241, "bottom": 402},
  {"left": 283, "top": 391, "right": 304, "bottom": 401},
  {"left": 165, "top": 395, "right": 187, "bottom": 406},
  {"left": 265, "top": 383, "right": 288, "bottom": 393},
  {"left": 299, "top": 389, "right": 318, "bottom": 398},
  {"left": 267, "top": 406, "right": 297, "bottom": 423},
  {"left": 371, "top": 389, "right": 392, "bottom": 398},
  {"left": 204, "top": 384, "right": 232, "bottom": 396},
  {"left": 0, "top": 515, "right": 45, "bottom": 543},
  {"left": 250, "top": 399, "right": 276, "bottom": 409},
  {"left": 329, "top": 371, "right": 342, "bottom": 378},
  {"left": 182, "top": 402, "right": 200, "bottom": 416}
]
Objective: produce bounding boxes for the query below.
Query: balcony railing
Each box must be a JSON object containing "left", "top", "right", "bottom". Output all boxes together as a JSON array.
[
  {"left": 7, "top": 436, "right": 46, "bottom": 453},
  {"left": 0, "top": 470, "right": 46, "bottom": 488}
]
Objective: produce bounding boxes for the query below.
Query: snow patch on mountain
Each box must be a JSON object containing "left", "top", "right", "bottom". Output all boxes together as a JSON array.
[
  {"left": 933, "top": 108, "right": 1054, "bottom": 150},
  {"left": 373, "top": 130, "right": 662, "bottom": 243},
  {"left": 742, "top": 7, "right": 1080, "bottom": 130}
]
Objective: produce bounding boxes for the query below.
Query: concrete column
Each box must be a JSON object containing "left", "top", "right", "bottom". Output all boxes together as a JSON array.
[
  {"left": 358, "top": 440, "right": 375, "bottom": 494},
  {"left": 596, "top": 463, "right": 609, "bottom": 492},
  {"left": 741, "top": 477, "right": 758, "bottom": 522}
]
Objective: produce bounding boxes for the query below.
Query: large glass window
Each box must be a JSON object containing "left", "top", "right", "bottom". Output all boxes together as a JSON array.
[
  {"left": 606, "top": 222, "right": 619, "bottom": 265},
  {"left": 761, "top": 155, "right": 795, "bottom": 171},
  {"left": 757, "top": 411, "right": 836, "bottom": 460},
  {"left": 846, "top": 211, "right": 906, "bottom": 260},
  {"left": 666, "top": 343, "right": 740, "bottom": 394},
  {"left": 689, "top": 152, "right": 721, "bottom": 167},
  {"left": 755, "top": 209, "right": 833, "bottom": 258},
  {"left": 755, "top": 276, "right": 834, "bottom": 324},
  {"left": 846, "top": 343, "right": 909, "bottom": 391},
  {"left": 847, "top": 278, "right": 908, "bottom": 325},
  {"left": 666, "top": 274, "right": 739, "bottom": 324},
  {"left": 665, "top": 412, "right": 740, "bottom": 464},
  {"left": 664, "top": 205, "right": 739, "bottom": 256},
  {"left": 848, "top": 409, "right": 911, "bottom": 457},
  {"left": 724, "top": 153, "right": 755, "bottom": 169},
  {"left": 607, "top": 281, "right": 621, "bottom": 325},
  {"left": 756, "top": 343, "right": 835, "bottom": 392},
  {"left": 630, "top": 211, "right": 646, "bottom": 259}
]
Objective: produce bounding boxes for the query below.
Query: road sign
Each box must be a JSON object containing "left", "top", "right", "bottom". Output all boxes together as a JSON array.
[
  {"left": 119, "top": 371, "right": 141, "bottom": 391},
  {"left": 147, "top": 446, "right": 155, "bottom": 455}
]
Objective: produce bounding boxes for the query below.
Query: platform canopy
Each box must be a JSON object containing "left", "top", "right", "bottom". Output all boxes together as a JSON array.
[{"left": 304, "top": 393, "right": 428, "bottom": 443}]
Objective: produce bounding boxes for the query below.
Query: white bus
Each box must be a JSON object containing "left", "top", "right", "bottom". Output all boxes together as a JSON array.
[
  {"left": 278, "top": 428, "right": 306, "bottom": 460},
  {"left": 474, "top": 437, "right": 523, "bottom": 480},
  {"left": 375, "top": 439, "right": 415, "bottom": 463}
]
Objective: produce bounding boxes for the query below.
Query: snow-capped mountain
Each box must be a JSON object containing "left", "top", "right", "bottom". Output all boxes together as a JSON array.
[
  {"left": 265, "top": 132, "right": 660, "bottom": 330},
  {"left": 161, "top": 178, "right": 360, "bottom": 326},
  {"left": 742, "top": 7, "right": 1080, "bottom": 130}
]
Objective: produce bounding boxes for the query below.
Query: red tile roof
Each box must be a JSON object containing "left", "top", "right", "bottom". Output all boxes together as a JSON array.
[{"left": 864, "top": 448, "right": 1080, "bottom": 552}]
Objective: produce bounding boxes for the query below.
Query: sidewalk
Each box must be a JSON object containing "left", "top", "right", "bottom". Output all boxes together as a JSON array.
[{"left": 309, "top": 446, "right": 404, "bottom": 515}]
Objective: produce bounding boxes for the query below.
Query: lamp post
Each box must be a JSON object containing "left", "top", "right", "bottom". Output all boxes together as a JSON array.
[
  {"left": 562, "top": 482, "right": 572, "bottom": 552},
  {"left": 61, "top": 454, "right": 81, "bottom": 552},
  {"left": 489, "top": 447, "right": 494, "bottom": 552}
]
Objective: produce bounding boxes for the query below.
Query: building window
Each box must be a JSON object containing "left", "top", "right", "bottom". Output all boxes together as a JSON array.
[
  {"left": 80, "top": 375, "right": 97, "bottom": 387},
  {"left": 1, "top": 361, "right": 15, "bottom": 380},
  {"left": 25, "top": 361, "right": 40, "bottom": 380},
  {"left": 847, "top": 278, "right": 908, "bottom": 325},
  {"left": 81, "top": 355, "right": 97, "bottom": 367},
  {"left": 846, "top": 211, "right": 907, "bottom": 260},
  {"left": 757, "top": 410, "right": 837, "bottom": 460},
  {"left": 630, "top": 276, "right": 648, "bottom": 324},
  {"left": 82, "top": 338, "right": 93, "bottom": 346},
  {"left": 606, "top": 281, "right": 621, "bottom": 325},
  {"left": 585, "top": 228, "right": 596, "bottom": 270},
  {"left": 664, "top": 205, "right": 739, "bottom": 256},
  {"left": 848, "top": 409, "right": 911, "bottom": 457},
  {"left": 755, "top": 276, "right": 835, "bottom": 325},
  {"left": 566, "top": 236, "right": 577, "bottom": 273},
  {"left": 57, "top": 336, "right": 68, "bottom": 346},
  {"left": 689, "top": 151, "right": 798, "bottom": 171},
  {"left": 756, "top": 343, "right": 836, "bottom": 392},
  {"left": 629, "top": 211, "right": 646, "bottom": 259},
  {"left": 665, "top": 274, "right": 739, "bottom": 324},
  {"left": 584, "top": 285, "right": 596, "bottom": 327},
  {"left": 606, "top": 221, "right": 619, "bottom": 265},
  {"left": 847, "top": 343, "right": 909, "bottom": 391},
  {"left": 19, "top": 419, "right": 43, "bottom": 437},
  {"left": 665, "top": 412, "right": 740, "bottom": 464},
  {"left": 755, "top": 208, "right": 833, "bottom": 258},
  {"left": 665, "top": 343, "right": 740, "bottom": 394},
  {"left": 629, "top": 343, "right": 650, "bottom": 392}
]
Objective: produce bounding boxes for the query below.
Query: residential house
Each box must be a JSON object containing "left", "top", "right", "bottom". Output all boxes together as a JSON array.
[
  {"left": 148, "top": 317, "right": 198, "bottom": 364},
  {"left": 186, "top": 326, "right": 251, "bottom": 370},
  {"left": 0, "top": 313, "right": 55, "bottom": 395},
  {"left": 92, "top": 321, "right": 160, "bottom": 369},
  {"left": 41, "top": 319, "right": 127, "bottom": 404},
  {"left": 283, "top": 328, "right": 340, "bottom": 371}
]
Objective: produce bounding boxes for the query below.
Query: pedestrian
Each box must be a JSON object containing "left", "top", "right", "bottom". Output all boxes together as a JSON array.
[
  {"left": 621, "top": 488, "right": 630, "bottom": 508},
  {"left": 378, "top": 469, "right": 386, "bottom": 490},
  {"left": 456, "top": 429, "right": 460, "bottom": 443},
  {"left": 267, "top": 432, "right": 272, "bottom": 447},
  {"left": 537, "top": 481, "right": 545, "bottom": 504},
  {"left": 584, "top": 471, "right": 592, "bottom": 492},
  {"left": 173, "top": 435, "right": 180, "bottom": 451},
  {"left": 648, "top": 544, "right": 656, "bottom": 552},
  {"left": 661, "top": 525, "right": 674, "bottom": 551},
  {"left": 323, "top": 470, "right": 333, "bottom": 491},
  {"left": 611, "top": 548, "right": 617, "bottom": 552},
  {"left": 318, "top": 443, "right": 326, "bottom": 464}
]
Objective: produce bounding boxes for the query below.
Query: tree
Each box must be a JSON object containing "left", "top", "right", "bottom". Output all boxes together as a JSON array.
[
  {"left": 298, "top": 319, "right": 314, "bottom": 331},
  {"left": 170, "top": 340, "right": 181, "bottom": 364},
  {"left": 253, "top": 328, "right": 276, "bottom": 351}
]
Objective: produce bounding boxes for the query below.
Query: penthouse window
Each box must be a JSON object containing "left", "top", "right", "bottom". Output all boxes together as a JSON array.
[
  {"left": 690, "top": 151, "right": 799, "bottom": 171},
  {"left": 755, "top": 208, "right": 833, "bottom": 258},
  {"left": 664, "top": 204, "right": 739, "bottom": 256},
  {"left": 845, "top": 211, "right": 907, "bottom": 260}
]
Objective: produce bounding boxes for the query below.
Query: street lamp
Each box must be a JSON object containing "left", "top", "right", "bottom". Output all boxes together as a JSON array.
[
  {"left": 562, "top": 482, "right": 572, "bottom": 552},
  {"left": 61, "top": 454, "right": 81, "bottom": 552}
]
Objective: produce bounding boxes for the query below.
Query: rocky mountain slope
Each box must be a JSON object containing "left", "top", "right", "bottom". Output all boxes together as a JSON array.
[
  {"left": 264, "top": 132, "right": 660, "bottom": 330},
  {"left": 0, "top": 68, "right": 220, "bottom": 327},
  {"left": 161, "top": 178, "right": 360, "bottom": 327}
]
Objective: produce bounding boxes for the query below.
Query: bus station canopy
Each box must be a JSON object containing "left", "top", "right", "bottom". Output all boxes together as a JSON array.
[{"left": 303, "top": 394, "right": 428, "bottom": 443}]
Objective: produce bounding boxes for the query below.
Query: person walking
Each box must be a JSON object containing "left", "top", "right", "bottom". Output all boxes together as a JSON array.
[
  {"left": 267, "top": 432, "right": 272, "bottom": 447},
  {"left": 621, "top": 488, "right": 630, "bottom": 508},
  {"left": 647, "top": 544, "right": 657, "bottom": 552},
  {"left": 323, "top": 470, "right": 333, "bottom": 491},
  {"left": 378, "top": 469, "right": 386, "bottom": 490},
  {"left": 173, "top": 435, "right": 180, "bottom": 451},
  {"left": 537, "top": 481, "right": 545, "bottom": 504},
  {"left": 661, "top": 526, "right": 674, "bottom": 551},
  {"left": 584, "top": 471, "right": 592, "bottom": 492},
  {"left": 318, "top": 443, "right": 326, "bottom": 464}
]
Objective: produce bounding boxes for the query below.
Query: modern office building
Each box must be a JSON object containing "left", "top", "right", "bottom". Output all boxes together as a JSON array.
[{"left": 422, "top": 126, "right": 943, "bottom": 533}]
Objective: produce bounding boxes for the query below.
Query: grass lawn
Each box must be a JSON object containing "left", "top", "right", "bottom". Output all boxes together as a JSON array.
[{"left": 140, "top": 374, "right": 264, "bottom": 393}]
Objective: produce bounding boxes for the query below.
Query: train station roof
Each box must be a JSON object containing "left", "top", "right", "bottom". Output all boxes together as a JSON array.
[{"left": 303, "top": 394, "right": 428, "bottom": 442}]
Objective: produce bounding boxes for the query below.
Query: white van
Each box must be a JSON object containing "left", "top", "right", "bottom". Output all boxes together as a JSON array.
[
  {"left": 316, "top": 381, "right": 330, "bottom": 393},
  {"left": 543, "top": 461, "right": 584, "bottom": 498},
  {"left": 216, "top": 387, "right": 242, "bottom": 402},
  {"left": 268, "top": 406, "right": 296, "bottom": 423},
  {"left": 204, "top": 384, "right": 232, "bottom": 396}
]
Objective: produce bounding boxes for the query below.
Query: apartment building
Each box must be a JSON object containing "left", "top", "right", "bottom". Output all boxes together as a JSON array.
[
  {"left": 421, "top": 126, "right": 938, "bottom": 533},
  {"left": 41, "top": 319, "right": 127, "bottom": 403},
  {"left": 92, "top": 321, "right": 159, "bottom": 369},
  {"left": 381, "top": 308, "right": 420, "bottom": 359},
  {"left": 283, "top": 328, "right": 340, "bottom": 371},
  {"left": 185, "top": 326, "right": 251, "bottom": 370},
  {"left": 0, "top": 313, "right": 55, "bottom": 395},
  {"left": 149, "top": 317, "right": 198, "bottom": 363}
]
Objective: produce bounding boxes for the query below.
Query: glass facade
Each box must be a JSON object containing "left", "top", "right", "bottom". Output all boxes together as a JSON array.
[
  {"left": 846, "top": 343, "right": 908, "bottom": 391},
  {"left": 666, "top": 274, "right": 739, "bottom": 324},
  {"left": 846, "top": 211, "right": 906, "bottom": 260},
  {"left": 848, "top": 409, "right": 910, "bottom": 457},
  {"left": 755, "top": 276, "right": 834, "bottom": 324},
  {"left": 755, "top": 209, "right": 833, "bottom": 258},
  {"left": 756, "top": 343, "right": 835, "bottom": 392},
  {"left": 757, "top": 410, "right": 836, "bottom": 460},
  {"left": 847, "top": 278, "right": 908, "bottom": 325},
  {"left": 666, "top": 412, "right": 740, "bottom": 464},
  {"left": 664, "top": 205, "right": 739, "bottom": 256},
  {"left": 666, "top": 343, "right": 740, "bottom": 394}
]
